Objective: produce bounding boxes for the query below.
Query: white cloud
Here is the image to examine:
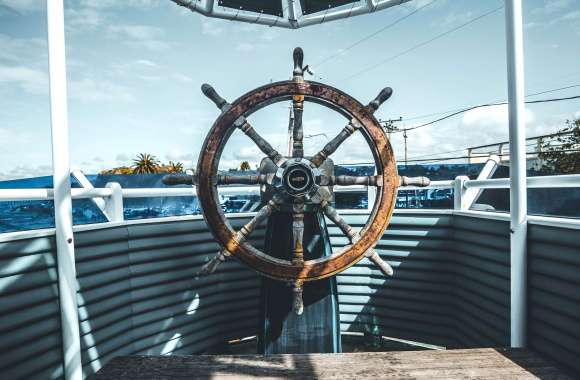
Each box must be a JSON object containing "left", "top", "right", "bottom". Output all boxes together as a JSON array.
[
  {"left": 0, "top": 164, "right": 52, "bottom": 180},
  {"left": 562, "top": 10, "right": 580, "bottom": 20},
  {"left": 135, "top": 59, "right": 159, "bottom": 68},
  {"left": 437, "top": 11, "right": 474, "bottom": 28},
  {"left": 236, "top": 42, "right": 257, "bottom": 52},
  {"left": 0, "top": 65, "right": 47, "bottom": 94},
  {"left": 108, "top": 24, "right": 172, "bottom": 51},
  {"left": 201, "top": 18, "right": 227, "bottom": 36},
  {"left": 69, "top": 78, "right": 134, "bottom": 103},
  {"left": 79, "top": 0, "right": 163, "bottom": 9},
  {"left": 0, "top": 0, "right": 43, "bottom": 14},
  {"left": 115, "top": 153, "right": 130, "bottom": 162},
  {"left": 65, "top": 7, "right": 103, "bottom": 29},
  {"left": 533, "top": 0, "right": 574, "bottom": 14},
  {"left": 0, "top": 128, "right": 33, "bottom": 145},
  {"left": 172, "top": 73, "right": 193, "bottom": 82},
  {"left": 232, "top": 146, "right": 261, "bottom": 160},
  {"left": 462, "top": 104, "right": 535, "bottom": 128},
  {"left": 0, "top": 34, "right": 46, "bottom": 63},
  {"left": 165, "top": 149, "right": 195, "bottom": 162}
]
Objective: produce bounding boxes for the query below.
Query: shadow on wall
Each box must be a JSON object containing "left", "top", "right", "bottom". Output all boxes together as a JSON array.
[
  {"left": 74, "top": 217, "right": 264, "bottom": 378},
  {"left": 0, "top": 236, "right": 64, "bottom": 379},
  {"left": 333, "top": 213, "right": 510, "bottom": 350}
]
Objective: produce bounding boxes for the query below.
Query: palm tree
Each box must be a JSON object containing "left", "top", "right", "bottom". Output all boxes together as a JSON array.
[
  {"left": 240, "top": 161, "right": 251, "bottom": 171},
  {"left": 132, "top": 153, "right": 159, "bottom": 174},
  {"left": 167, "top": 161, "right": 184, "bottom": 173}
]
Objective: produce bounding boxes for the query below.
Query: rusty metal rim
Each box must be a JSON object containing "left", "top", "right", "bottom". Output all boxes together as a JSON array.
[{"left": 197, "top": 80, "right": 397, "bottom": 281}]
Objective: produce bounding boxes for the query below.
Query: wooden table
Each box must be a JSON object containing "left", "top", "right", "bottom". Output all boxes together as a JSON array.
[{"left": 90, "top": 348, "right": 571, "bottom": 379}]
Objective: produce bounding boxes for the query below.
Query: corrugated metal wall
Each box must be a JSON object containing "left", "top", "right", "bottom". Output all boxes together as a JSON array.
[
  {"left": 0, "top": 235, "right": 63, "bottom": 379},
  {"left": 0, "top": 212, "right": 578, "bottom": 379},
  {"left": 528, "top": 223, "right": 580, "bottom": 375},
  {"left": 334, "top": 213, "right": 457, "bottom": 348},
  {"left": 75, "top": 216, "right": 264, "bottom": 378},
  {"left": 450, "top": 215, "right": 510, "bottom": 348},
  {"left": 334, "top": 213, "right": 511, "bottom": 350}
]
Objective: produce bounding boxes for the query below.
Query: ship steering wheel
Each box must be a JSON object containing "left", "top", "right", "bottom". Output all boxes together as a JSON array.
[{"left": 164, "top": 48, "right": 429, "bottom": 313}]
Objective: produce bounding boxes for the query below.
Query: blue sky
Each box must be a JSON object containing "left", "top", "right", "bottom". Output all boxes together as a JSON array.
[{"left": 0, "top": 0, "right": 579, "bottom": 180}]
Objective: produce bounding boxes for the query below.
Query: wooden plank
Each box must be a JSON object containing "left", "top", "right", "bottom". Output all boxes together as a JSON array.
[{"left": 90, "top": 348, "right": 571, "bottom": 379}]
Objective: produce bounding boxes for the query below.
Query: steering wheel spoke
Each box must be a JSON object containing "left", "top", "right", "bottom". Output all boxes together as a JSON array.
[
  {"left": 197, "top": 55, "right": 398, "bottom": 282},
  {"left": 239, "top": 121, "right": 284, "bottom": 165},
  {"left": 321, "top": 200, "right": 393, "bottom": 277},
  {"left": 197, "top": 196, "right": 282, "bottom": 276},
  {"left": 201, "top": 83, "right": 283, "bottom": 165},
  {"left": 310, "top": 120, "right": 361, "bottom": 167},
  {"left": 318, "top": 174, "right": 382, "bottom": 187},
  {"left": 291, "top": 200, "right": 305, "bottom": 266},
  {"left": 291, "top": 96, "right": 304, "bottom": 158},
  {"left": 217, "top": 173, "right": 274, "bottom": 186},
  {"left": 292, "top": 279, "right": 304, "bottom": 315}
]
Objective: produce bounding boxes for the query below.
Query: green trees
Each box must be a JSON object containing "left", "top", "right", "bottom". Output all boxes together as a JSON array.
[
  {"left": 166, "top": 161, "right": 184, "bottom": 173},
  {"left": 539, "top": 118, "right": 580, "bottom": 174},
  {"left": 132, "top": 153, "right": 160, "bottom": 174},
  {"left": 240, "top": 161, "right": 251, "bottom": 171}
]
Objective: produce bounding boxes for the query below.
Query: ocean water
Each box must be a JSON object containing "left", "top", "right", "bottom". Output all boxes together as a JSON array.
[{"left": 1, "top": 164, "right": 577, "bottom": 233}]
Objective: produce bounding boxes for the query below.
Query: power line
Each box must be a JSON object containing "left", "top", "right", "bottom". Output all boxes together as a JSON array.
[
  {"left": 403, "top": 83, "right": 580, "bottom": 122},
  {"left": 399, "top": 94, "right": 580, "bottom": 133},
  {"left": 401, "top": 149, "right": 580, "bottom": 164},
  {"left": 313, "top": 0, "right": 439, "bottom": 68},
  {"left": 339, "top": 4, "right": 504, "bottom": 82}
]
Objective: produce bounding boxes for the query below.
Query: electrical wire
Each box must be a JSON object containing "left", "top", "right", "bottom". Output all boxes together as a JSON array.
[
  {"left": 402, "top": 84, "right": 580, "bottom": 122},
  {"left": 339, "top": 4, "right": 504, "bottom": 82},
  {"left": 313, "top": 0, "right": 440, "bottom": 68},
  {"left": 400, "top": 149, "right": 580, "bottom": 164},
  {"left": 399, "top": 94, "right": 580, "bottom": 133}
]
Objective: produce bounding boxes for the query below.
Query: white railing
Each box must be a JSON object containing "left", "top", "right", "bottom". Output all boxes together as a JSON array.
[{"left": 1, "top": 173, "right": 580, "bottom": 222}]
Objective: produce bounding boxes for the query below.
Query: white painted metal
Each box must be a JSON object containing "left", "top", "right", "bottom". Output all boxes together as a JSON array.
[
  {"left": 453, "top": 176, "right": 469, "bottom": 211},
  {"left": 464, "top": 174, "right": 580, "bottom": 189},
  {"left": 2, "top": 174, "right": 579, "bottom": 202},
  {"left": 0, "top": 188, "right": 113, "bottom": 201},
  {"left": 104, "top": 183, "right": 124, "bottom": 222},
  {"left": 46, "top": 0, "right": 82, "bottom": 379},
  {"left": 169, "top": 0, "right": 411, "bottom": 29},
  {"left": 461, "top": 155, "right": 500, "bottom": 208},
  {"left": 505, "top": 0, "right": 527, "bottom": 348},
  {"left": 71, "top": 168, "right": 111, "bottom": 220}
]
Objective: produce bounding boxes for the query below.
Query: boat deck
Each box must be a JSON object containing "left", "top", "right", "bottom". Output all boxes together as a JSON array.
[{"left": 90, "top": 348, "right": 571, "bottom": 379}]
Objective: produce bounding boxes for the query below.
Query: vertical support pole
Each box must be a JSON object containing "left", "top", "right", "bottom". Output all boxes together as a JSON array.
[
  {"left": 505, "top": 0, "right": 527, "bottom": 348},
  {"left": 105, "top": 182, "right": 125, "bottom": 222},
  {"left": 453, "top": 176, "right": 468, "bottom": 211},
  {"left": 47, "top": 1, "right": 82, "bottom": 379}
]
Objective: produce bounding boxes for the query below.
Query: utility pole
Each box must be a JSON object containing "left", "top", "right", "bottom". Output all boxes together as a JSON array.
[{"left": 380, "top": 117, "right": 411, "bottom": 206}]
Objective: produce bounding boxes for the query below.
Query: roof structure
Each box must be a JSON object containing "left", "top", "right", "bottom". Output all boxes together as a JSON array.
[{"left": 169, "top": 0, "right": 412, "bottom": 28}]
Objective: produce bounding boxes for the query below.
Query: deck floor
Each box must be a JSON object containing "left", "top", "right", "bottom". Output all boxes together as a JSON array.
[{"left": 90, "top": 348, "right": 571, "bottom": 379}]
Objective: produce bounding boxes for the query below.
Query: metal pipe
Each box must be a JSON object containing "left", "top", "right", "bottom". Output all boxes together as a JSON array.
[
  {"left": 3, "top": 174, "right": 579, "bottom": 202},
  {"left": 46, "top": 0, "right": 82, "bottom": 378},
  {"left": 167, "top": 0, "right": 411, "bottom": 29},
  {"left": 505, "top": 0, "right": 527, "bottom": 348}
]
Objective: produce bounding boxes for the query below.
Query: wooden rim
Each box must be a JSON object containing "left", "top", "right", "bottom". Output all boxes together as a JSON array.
[{"left": 197, "top": 80, "right": 397, "bottom": 281}]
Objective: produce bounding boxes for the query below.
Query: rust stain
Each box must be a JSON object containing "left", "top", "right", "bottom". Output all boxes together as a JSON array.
[{"left": 197, "top": 80, "right": 397, "bottom": 281}]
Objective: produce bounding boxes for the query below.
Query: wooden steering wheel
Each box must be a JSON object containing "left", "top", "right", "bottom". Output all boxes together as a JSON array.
[{"left": 164, "top": 48, "right": 429, "bottom": 313}]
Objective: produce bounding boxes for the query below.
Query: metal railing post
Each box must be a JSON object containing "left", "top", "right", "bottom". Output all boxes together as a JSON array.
[
  {"left": 505, "top": 0, "right": 528, "bottom": 348},
  {"left": 71, "top": 168, "right": 112, "bottom": 221},
  {"left": 46, "top": 0, "right": 82, "bottom": 378},
  {"left": 462, "top": 155, "right": 500, "bottom": 208},
  {"left": 105, "top": 183, "right": 124, "bottom": 222},
  {"left": 453, "top": 176, "right": 469, "bottom": 210}
]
